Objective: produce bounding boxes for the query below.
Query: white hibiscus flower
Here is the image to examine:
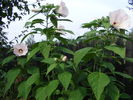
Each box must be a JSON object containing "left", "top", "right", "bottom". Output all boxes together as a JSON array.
[
  {"left": 56, "top": 1, "right": 69, "bottom": 17},
  {"left": 109, "top": 9, "right": 131, "bottom": 30},
  {"left": 13, "top": 44, "right": 28, "bottom": 56}
]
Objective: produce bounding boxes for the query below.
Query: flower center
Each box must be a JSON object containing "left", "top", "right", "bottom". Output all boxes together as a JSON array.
[
  {"left": 18, "top": 49, "right": 23, "bottom": 53},
  {"left": 113, "top": 22, "right": 117, "bottom": 25}
]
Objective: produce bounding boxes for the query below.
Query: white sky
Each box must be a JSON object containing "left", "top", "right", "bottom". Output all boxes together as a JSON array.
[{"left": 5, "top": 0, "right": 133, "bottom": 43}]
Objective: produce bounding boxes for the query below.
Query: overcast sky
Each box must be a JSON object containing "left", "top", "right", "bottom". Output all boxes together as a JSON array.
[{"left": 5, "top": 0, "right": 133, "bottom": 43}]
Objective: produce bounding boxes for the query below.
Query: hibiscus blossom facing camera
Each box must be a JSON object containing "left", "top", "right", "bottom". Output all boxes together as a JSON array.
[
  {"left": 56, "top": 1, "right": 69, "bottom": 17},
  {"left": 109, "top": 9, "right": 131, "bottom": 30},
  {"left": 13, "top": 44, "right": 28, "bottom": 56}
]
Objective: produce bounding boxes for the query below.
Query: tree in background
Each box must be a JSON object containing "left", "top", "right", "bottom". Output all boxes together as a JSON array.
[{"left": 0, "top": 0, "right": 30, "bottom": 47}]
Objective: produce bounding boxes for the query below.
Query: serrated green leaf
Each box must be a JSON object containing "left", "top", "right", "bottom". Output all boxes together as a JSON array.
[
  {"left": 5, "top": 68, "right": 21, "bottom": 94},
  {"left": 74, "top": 47, "right": 92, "bottom": 67},
  {"left": 88, "top": 72, "right": 110, "bottom": 100},
  {"left": 58, "top": 72, "right": 72, "bottom": 90}
]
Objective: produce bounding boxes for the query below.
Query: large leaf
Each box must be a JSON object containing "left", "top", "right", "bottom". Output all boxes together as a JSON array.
[
  {"left": 58, "top": 72, "right": 72, "bottom": 90},
  {"left": 18, "top": 73, "right": 40, "bottom": 99},
  {"left": 18, "top": 81, "right": 31, "bottom": 100},
  {"left": 2, "top": 55, "right": 15, "bottom": 66},
  {"left": 105, "top": 45, "right": 125, "bottom": 58},
  {"left": 68, "top": 87, "right": 87, "bottom": 100},
  {"left": 5, "top": 68, "right": 21, "bottom": 94},
  {"left": 27, "top": 47, "right": 40, "bottom": 61},
  {"left": 46, "top": 80, "right": 59, "bottom": 97},
  {"left": 35, "top": 80, "right": 59, "bottom": 100},
  {"left": 74, "top": 47, "right": 92, "bottom": 67},
  {"left": 106, "top": 84, "right": 120, "bottom": 100},
  {"left": 88, "top": 72, "right": 110, "bottom": 100},
  {"left": 35, "top": 87, "right": 47, "bottom": 100},
  {"left": 46, "top": 63, "right": 57, "bottom": 75}
]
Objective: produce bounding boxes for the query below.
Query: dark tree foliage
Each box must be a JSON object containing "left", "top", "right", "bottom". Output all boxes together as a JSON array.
[{"left": 0, "top": 0, "right": 30, "bottom": 47}]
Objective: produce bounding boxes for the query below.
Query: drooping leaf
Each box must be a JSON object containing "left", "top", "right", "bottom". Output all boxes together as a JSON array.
[
  {"left": 106, "top": 83, "right": 120, "bottom": 100},
  {"left": 27, "top": 47, "right": 40, "bottom": 61},
  {"left": 41, "top": 44, "right": 51, "bottom": 58},
  {"left": 46, "top": 80, "right": 59, "bottom": 97},
  {"left": 18, "top": 73, "right": 40, "bottom": 99},
  {"left": 101, "top": 61, "right": 115, "bottom": 72},
  {"left": 46, "top": 63, "right": 57, "bottom": 75},
  {"left": 35, "top": 87, "right": 47, "bottom": 100},
  {"left": 105, "top": 45, "right": 125, "bottom": 58},
  {"left": 35, "top": 80, "right": 59, "bottom": 100},
  {"left": 74, "top": 47, "right": 92, "bottom": 67},
  {"left": 88, "top": 72, "right": 110, "bottom": 100},
  {"left": 2, "top": 55, "right": 15, "bottom": 66},
  {"left": 115, "top": 72, "right": 133, "bottom": 80},
  {"left": 68, "top": 87, "right": 87, "bottom": 100},
  {"left": 58, "top": 72, "right": 72, "bottom": 90},
  {"left": 120, "top": 93, "right": 131, "bottom": 99},
  {"left": 41, "top": 58, "right": 56, "bottom": 64},
  {"left": 56, "top": 47, "right": 74, "bottom": 55},
  {"left": 18, "top": 81, "right": 31, "bottom": 100},
  {"left": 5, "top": 68, "right": 21, "bottom": 94}
]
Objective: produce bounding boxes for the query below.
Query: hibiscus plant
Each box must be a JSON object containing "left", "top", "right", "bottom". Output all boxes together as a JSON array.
[{"left": 1, "top": 1, "right": 133, "bottom": 100}]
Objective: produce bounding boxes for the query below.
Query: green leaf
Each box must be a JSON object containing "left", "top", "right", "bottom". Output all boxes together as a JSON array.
[
  {"left": 21, "top": 32, "right": 36, "bottom": 43},
  {"left": 31, "top": 19, "right": 44, "bottom": 26},
  {"left": 125, "top": 57, "right": 133, "bottom": 63},
  {"left": 68, "top": 87, "right": 87, "bottom": 100},
  {"left": 46, "top": 63, "right": 57, "bottom": 75},
  {"left": 18, "top": 73, "right": 40, "bottom": 99},
  {"left": 27, "top": 47, "right": 40, "bottom": 61},
  {"left": 41, "top": 44, "right": 51, "bottom": 58},
  {"left": 56, "top": 47, "right": 74, "bottom": 55},
  {"left": 41, "top": 58, "right": 56, "bottom": 64},
  {"left": 74, "top": 47, "right": 92, "bottom": 67},
  {"left": 46, "top": 80, "right": 59, "bottom": 97},
  {"left": 35, "top": 80, "right": 59, "bottom": 100},
  {"left": 5, "top": 68, "right": 21, "bottom": 94},
  {"left": 105, "top": 45, "right": 125, "bottom": 58},
  {"left": 120, "top": 93, "right": 131, "bottom": 99},
  {"left": 50, "top": 14, "right": 57, "bottom": 27},
  {"left": 35, "top": 87, "right": 47, "bottom": 100},
  {"left": 101, "top": 61, "right": 115, "bottom": 72},
  {"left": 106, "top": 84, "right": 120, "bottom": 100},
  {"left": 18, "top": 81, "right": 31, "bottom": 100},
  {"left": 2, "top": 55, "right": 15, "bottom": 66},
  {"left": 27, "top": 67, "right": 39, "bottom": 75},
  {"left": 58, "top": 18, "right": 72, "bottom": 22},
  {"left": 115, "top": 72, "right": 133, "bottom": 80},
  {"left": 58, "top": 72, "right": 72, "bottom": 90},
  {"left": 88, "top": 72, "right": 110, "bottom": 100}
]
